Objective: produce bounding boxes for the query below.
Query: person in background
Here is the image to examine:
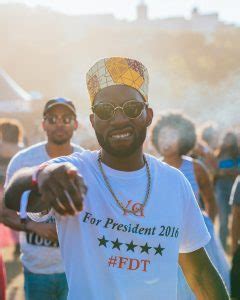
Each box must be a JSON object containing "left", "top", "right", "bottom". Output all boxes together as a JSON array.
[
  {"left": 0, "top": 173, "right": 6, "bottom": 300},
  {"left": 191, "top": 136, "right": 217, "bottom": 182},
  {"left": 151, "top": 112, "right": 230, "bottom": 298},
  {"left": 193, "top": 121, "right": 220, "bottom": 181},
  {"left": 229, "top": 175, "right": 240, "bottom": 300},
  {"left": 0, "top": 251, "right": 6, "bottom": 300},
  {"left": 1, "top": 98, "right": 83, "bottom": 300},
  {"left": 214, "top": 131, "right": 240, "bottom": 251},
  {"left": 4, "top": 57, "right": 229, "bottom": 300},
  {"left": 0, "top": 118, "right": 25, "bottom": 187},
  {"left": 200, "top": 121, "right": 219, "bottom": 152},
  {"left": 151, "top": 113, "right": 217, "bottom": 221},
  {"left": 0, "top": 118, "right": 25, "bottom": 156},
  {"left": 0, "top": 119, "right": 25, "bottom": 256}
]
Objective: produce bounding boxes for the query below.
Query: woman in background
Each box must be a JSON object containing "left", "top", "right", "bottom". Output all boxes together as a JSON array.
[
  {"left": 0, "top": 119, "right": 25, "bottom": 255},
  {"left": 151, "top": 112, "right": 229, "bottom": 299},
  {"left": 214, "top": 131, "right": 240, "bottom": 251}
]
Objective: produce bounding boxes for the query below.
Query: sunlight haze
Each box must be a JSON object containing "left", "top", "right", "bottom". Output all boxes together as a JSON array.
[{"left": 0, "top": 0, "right": 239, "bottom": 25}]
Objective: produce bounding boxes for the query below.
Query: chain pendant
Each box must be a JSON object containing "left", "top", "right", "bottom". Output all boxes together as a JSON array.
[{"left": 97, "top": 151, "right": 151, "bottom": 215}]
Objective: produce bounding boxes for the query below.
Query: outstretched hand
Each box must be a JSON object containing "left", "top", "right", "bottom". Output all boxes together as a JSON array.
[{"left": 37, "top": 163, "right": 87, "bottom": 215}]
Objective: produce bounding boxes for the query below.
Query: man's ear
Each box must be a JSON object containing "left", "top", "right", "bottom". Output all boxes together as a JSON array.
[
  {"left": 146, "top": 107, "right": 153, "bottom": 127},
  {"left": 73, "top": 120, "right": 79, "bottom": 130},
  {"left": 42, "top": 120, "right": 46, "bottom": 132},
  {"left": 89, "top": 113, "right": 95, "bottom": 128}
]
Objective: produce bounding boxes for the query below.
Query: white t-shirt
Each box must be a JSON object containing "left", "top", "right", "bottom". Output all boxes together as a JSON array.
[
  {"left": 5, "top": 141, "right": 83, "bottom": 274},
  {"left": 51, "top": 150, "right": 210, "bottom": 299}
]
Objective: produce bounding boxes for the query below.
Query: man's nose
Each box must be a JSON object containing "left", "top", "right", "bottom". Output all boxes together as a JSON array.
[
  {"left": 55, "top": 117, "right": 65, "bottom": 125},
  {"left": 110, "top": 107, "right": 129, "bottom": 124}
]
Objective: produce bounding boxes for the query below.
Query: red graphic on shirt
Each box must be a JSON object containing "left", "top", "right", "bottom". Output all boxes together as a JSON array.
[
  {"left": 108, "top": 255, "right": 150, "bottom": 272},
  {"left": 123, "top": 200, "right": 145, "bottom": 217}
]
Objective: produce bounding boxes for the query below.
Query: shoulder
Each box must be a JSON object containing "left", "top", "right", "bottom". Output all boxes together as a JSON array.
[
  {"left": 182, "top": 155, "right": 194, "bottom": 163},
  {"left": 13, "top": 142, "right": 45, "bottom": 157},
  {"left": 146, "top": 153, "right": 187, "bottom": 183},
  {"left": 8, "top": 142, "right": 46, "bottom": 167},
  {"left": 192, "top": 157, "right": 208, "bottom": 175},
  {"left": 182, "top": 155, "right": 207, "bottom": 173},
  {"left": 52, "top": 149, "right": 97, "bottom": 168},
  {"left": 69, "top": 149, "right": 96, "bottom": 160},
  {"left": 5, "top": 142, "right": 47, "bottom": 184},
  {"left": 71, "top": 143, "right": 84, "bottom": 153},
  {"left": 190, "top": 158, "right": 210, "bottom": 187}
]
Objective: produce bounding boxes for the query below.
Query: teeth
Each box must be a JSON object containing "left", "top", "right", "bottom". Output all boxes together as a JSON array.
[{"left": 112, "top": 132, "right": 131, "bottom": 139}]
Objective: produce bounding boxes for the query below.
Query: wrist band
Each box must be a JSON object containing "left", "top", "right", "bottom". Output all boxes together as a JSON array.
[
  {"left": 32, "top": 163, "right": 48, "bottom": 188},
  {"left": 20, "top": 190, "right": 31, "bottom": 223}
]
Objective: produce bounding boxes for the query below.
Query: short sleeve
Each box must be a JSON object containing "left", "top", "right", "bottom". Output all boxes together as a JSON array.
[
  {"left": 229, "top": 176, "right": 240, "bottom": 206},
  {"left": 179, "top": 176, "right": 211, "bottom": 253},
  {"left": 4, "top": 153, "right": 23, "bottom": 188}
]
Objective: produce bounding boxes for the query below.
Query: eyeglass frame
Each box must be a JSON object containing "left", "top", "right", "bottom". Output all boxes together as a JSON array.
[{"left": 91, "top": 99, "right": 148, "bottom": 121}]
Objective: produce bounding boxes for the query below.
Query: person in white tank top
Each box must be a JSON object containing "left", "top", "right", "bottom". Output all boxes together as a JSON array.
[{"left": 151, "top": 112, "right": 230, "bottom": 297}]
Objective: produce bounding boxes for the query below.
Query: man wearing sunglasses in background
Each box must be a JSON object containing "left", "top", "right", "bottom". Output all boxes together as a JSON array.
[
  {"left": 1, "top": 98, "right": 83, "bottom": 300},
  {"left": 4, "top": 57, "right": 229, "bottom": 299}
]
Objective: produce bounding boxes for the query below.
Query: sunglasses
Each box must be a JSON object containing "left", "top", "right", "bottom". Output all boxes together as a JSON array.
[
  {"left": 44, "top": 115, "right": 75, "bottom": 125},
  {"left": 92, "top": 100, "right": 148, "bottom": 121}
]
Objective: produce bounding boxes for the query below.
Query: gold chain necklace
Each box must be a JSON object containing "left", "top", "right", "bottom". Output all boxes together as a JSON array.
[{"left": 97, "top": 151, "right": 151, "bottom": 215}]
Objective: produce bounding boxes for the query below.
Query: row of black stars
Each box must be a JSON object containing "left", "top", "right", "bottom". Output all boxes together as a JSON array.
[{"left": 98, "top": 235, "right": 164, "bottom": 256}]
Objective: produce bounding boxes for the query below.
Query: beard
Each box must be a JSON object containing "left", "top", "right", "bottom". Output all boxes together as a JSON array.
[
  {"left": 48, "top": 131, "right": 73, "bottom": 145},
  {"left": 95, "top": 127, "right": 147, "bottom": 158},
  {"left": 51, "top": 137, "right": 70, "bottom": 145}
]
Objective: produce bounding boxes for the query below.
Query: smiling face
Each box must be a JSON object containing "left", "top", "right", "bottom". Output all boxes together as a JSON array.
[
  {"left": 42, "top": 105, "right": 78, "bottom": 145},
  {"left": 90, "top": 85, "right": 153, "bottom": 158},
  {"left": 157, "top": 126, "right": 180, "bottom": 158}
]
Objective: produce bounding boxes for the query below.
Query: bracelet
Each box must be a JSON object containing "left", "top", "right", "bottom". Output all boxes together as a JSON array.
[
  {"left": 20, "top": 190, "right": 31, "bottom": 223},
  {"left": 32, "top": 163, "right": 48, "bottom": 189}
]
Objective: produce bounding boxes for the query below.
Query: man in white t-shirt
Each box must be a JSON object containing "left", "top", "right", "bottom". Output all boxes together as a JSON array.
[
  {"left": 4, "top": 57, "right": 229, "bottom": 299},
  {"left": 2, "top": 98, "right": 83, "bottom": 300}
]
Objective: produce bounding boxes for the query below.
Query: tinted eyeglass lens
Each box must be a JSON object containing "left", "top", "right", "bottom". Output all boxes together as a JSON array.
[
  {"left": 123, "top": 101, "right": 144, "bottom": 118},
  {"left": 93, "top": 101, "right": 146, "bottom": 120},
  {"left": 93, "top": 104, "right": 114, "bottom": 120}
]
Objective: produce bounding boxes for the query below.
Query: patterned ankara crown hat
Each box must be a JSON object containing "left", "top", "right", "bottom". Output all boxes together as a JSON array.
[{"left": 86, "top": 57, "right": 149, "bottom": 103}]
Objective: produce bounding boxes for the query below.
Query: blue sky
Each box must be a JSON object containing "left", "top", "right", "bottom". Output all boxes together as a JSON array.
[{"left": 1, "top": 0, "right": 239, "bottom": 25}]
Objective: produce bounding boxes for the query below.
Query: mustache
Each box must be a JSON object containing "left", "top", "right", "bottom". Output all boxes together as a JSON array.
[{"left": 52, "top": 127, "right": 67, "bottom": 132}]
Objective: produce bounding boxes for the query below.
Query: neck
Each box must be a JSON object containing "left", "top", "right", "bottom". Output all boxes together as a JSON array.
[
  {"left": 163, "top": 154, "right": 182, "bottom": 169},
  {"left": 46, "top": 141, "right": 73, "bottom": 158},
  {"left": 100, "top": 148, "right": 145, "bottom": 171}
]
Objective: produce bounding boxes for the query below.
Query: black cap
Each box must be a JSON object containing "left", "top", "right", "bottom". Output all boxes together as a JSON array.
[{"left": 43, "top": 98, "right": 76, "bottom": 116}]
